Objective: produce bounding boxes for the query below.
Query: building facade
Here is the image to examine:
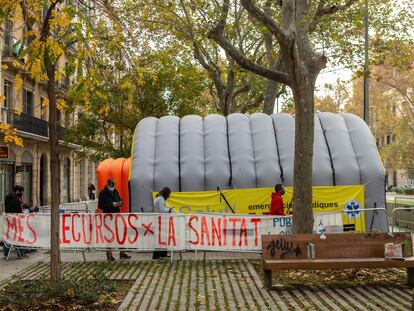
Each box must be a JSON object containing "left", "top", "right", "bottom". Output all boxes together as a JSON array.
[{"left": 0, "top": 16, "right": 96, "bottom": 211}]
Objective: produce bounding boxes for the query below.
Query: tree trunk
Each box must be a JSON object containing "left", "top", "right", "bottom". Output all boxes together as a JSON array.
[
  {"left": 262, "top": 2, "right": 278, "bottom": 115},
  {"left": 263, "top": 79, "right": 278, "bottom": 114},
  {"left": 291, "top": 79, "right": 316, "bottom": 234},
  {"left": 46, "top": 55, "right": 61, "bottom": 280}
]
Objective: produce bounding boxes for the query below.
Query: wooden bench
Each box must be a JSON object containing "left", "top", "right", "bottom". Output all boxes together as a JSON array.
[{"left": 262, "top": 232, "right": 414, "bottom": 289}]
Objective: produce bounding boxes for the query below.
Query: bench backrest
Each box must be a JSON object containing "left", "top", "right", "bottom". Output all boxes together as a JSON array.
[{"left": 262, "top": 233, "right": 413, "bottom": 260}]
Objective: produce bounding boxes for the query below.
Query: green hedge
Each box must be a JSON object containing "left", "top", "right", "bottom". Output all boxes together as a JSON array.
[{"left": 394, "top": 186, "right": 414, "bottom": 195}]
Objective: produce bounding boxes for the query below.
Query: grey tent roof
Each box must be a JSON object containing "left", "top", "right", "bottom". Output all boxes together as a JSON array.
[{"left": 130, "top": 112, "right": 387, "bottom": 231}]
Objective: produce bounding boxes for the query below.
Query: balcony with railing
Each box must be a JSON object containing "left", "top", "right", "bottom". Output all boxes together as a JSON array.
[
  {"left": 13, "top": 112, "right": 49, "bottom": 137},
  {"left": 1, "top": 108, "right": 69, "bottom": 142}
]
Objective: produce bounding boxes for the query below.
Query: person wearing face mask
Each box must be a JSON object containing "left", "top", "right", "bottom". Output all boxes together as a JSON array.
[
  {"left": 98, "top": 179, "right": 131, "bottom": 261},
  {"left": 3, "top": 185, "right": 28, "bottom": 259},
  {"left": 269, "top": 184, "right": 286, "bottom": 216}
]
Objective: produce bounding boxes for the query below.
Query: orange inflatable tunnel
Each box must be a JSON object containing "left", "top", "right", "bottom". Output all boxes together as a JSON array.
[{"left": 96, "top": 158, "right": 130, "bottom": 213}]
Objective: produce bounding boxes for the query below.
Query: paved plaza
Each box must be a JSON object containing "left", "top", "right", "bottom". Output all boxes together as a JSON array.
[{"left": 1, "top": 250, "right": 412, "bottom": 310}]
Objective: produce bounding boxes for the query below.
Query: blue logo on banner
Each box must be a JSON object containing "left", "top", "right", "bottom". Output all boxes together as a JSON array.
[{"left": 344, "top": 200, "right": 361, "bottom": 219}]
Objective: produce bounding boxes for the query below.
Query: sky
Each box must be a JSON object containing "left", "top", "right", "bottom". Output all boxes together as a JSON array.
[
  {"left": 316, "top": 67, "right": 353, "bottom": 97},
  {"left": 275, "top": 66, "right": 354, "bottom": 113}
]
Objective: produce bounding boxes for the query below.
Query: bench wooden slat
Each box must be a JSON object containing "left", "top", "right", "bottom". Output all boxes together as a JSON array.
[
  {"left": 262, "top": 233, "right": 413, "bottom": 260},
  {"left": 264, "top": 257, "right": 414, "bottom": 270},
  {"left": 261, "top": 233, "right": 414, "bottom": 289}
]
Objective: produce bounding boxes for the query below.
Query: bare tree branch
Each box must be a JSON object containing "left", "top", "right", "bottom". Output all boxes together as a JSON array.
[
  {"left": 240, "top": 0, "right": 287, "bottom": 44},
  {"left": 310, "top": 0, "right": 359, "bottom": 32},
  {"left": 208, "top": 24, "right": 290, "bottom": 85}
]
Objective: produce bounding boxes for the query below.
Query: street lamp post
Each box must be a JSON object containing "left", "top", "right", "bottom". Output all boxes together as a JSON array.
[{"left": 364, "top": 0, "right": 369, "bottom": 125}]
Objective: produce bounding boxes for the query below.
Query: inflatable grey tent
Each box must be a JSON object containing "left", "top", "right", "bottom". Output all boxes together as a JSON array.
[{"left": 130, "top": 112, "right": 387, "bottom": 231}]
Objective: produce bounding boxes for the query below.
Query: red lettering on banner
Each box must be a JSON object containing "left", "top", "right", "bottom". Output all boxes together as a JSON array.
[
  {"left": 62, "top": 214, "right": 71, "bottom": 244},
  {"left": 211, "top": 217, "right": 221, "bottom": 246},
  {"left": 188, "top": 216, "right": 199, "bottom": 245},
  {"left": 229, "top": 217, "right": 240, "bottom": 246},
  {"left": 223, "top": 217, "right": 227, "bottom": 246},
  {"left": 115, "top": 214, "right": 127, "bottom": 245},
  {"left": 26, "top": 214, "right": 37, "bottom": 245},
  {"left": 103, "top": 214, "right": 114, "bottom": 243},
  {"left": 6, "top": 216, "right": 17, "bottom": 241},
  {"left": 17, "top": 215, "right": 25, "bottom": 242},
  {"left": 72, "top": 214, "right": 81, "bottom": 242},
  {"left": 142, "top": 222, "right": 154, "bottom": 236},
  {"left": 158, "top": 216, "right": 167, "bottom": 246},
  {"left": 200, "top": 216, "right": 211, "bottom": 246},
  {"left": 239, "top": 218, "right": 248, "bottom": 246},
  {"left": 95, "top": 214, "right": 104, "bottom": 244},
  {"left": 128, "top": 214, "right": 139, "bottom": 244},
  {"left": 250, "top": 218, "right": 261, "bottom": 246},
  {"left": 82, "top": 214, "right": 93, "bottom": 245},
  {"left": 168, "top": 217, "right": 176, "bottom": 246}
]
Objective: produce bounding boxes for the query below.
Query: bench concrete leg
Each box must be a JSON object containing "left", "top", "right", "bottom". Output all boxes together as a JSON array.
[
  {"left": 407, "top": 268, "right": 414, "bottom": 286},
  {"left": 263, "top": 270, "right": 272, "bottom": 289}
]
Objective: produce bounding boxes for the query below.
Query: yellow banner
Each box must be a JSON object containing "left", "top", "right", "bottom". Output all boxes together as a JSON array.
[{"left": 153, "top": 185, "right": 365, "bottom": 231}]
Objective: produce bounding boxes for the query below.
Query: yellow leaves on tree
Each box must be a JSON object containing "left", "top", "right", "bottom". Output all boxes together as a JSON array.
[
  {"left": 95, "top": 90, "right": 108, "bottom": 101},
  {"left": 47, "top": 38, "right": 64, "bottom": 59},
  {"left": 52, "top": 11, "right": 72, "bottom": 29},
  {"left": 121, "top": 80, "right": 133, "bottom": 90},
  {"left": 57, "top": 98, "right": 67, "bottom": 111},
  {"left": 12, "top": 60, "right": 21, "bottom": 69},
  {"left": 82, "top": 93, "right": 91, "bottom": 111},
  {"left": 99, "top": 105, "right": 109, "bottom": 117},
  {"left": 41, "top": 98, "right": 49, "bottom": 117},
  {"left": 14, "top": 74, "right": 23, "bottom": 92},
  {"left": 0, "top": 123, "right": 23, "bottom": 147},
  {"left": 31, "top": 61, "right": 42, "bottom": 83}
]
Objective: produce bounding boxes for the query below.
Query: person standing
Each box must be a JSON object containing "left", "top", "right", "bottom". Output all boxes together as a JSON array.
[
  {"left": 269, "top": 184, "right": 286, "bottom": 216},
  {"left": 153, "top": 187, "right": 173, "bottom": 260},
  {"left": 88, "top": 182, "right": 96, "bottom": 200},
  {"left": 3, "top": 185, "right": 28, "bottom": 259},
  {"left": 98, "top": 179, "right": 131, "bottom": 261}
]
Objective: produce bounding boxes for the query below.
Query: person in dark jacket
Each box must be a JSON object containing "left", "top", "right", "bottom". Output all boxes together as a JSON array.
[
  {"left": 269, "top": 184, "right": 286, "bottom": 216},
  {"left": 3, "top": 185, "right": 28, "bottom": 259},
  {"left": 88, "top": 182, "right": 96, "bottom": 200},
  {"left": 98, "top": 179, "right": 131, "bottom": 261}
]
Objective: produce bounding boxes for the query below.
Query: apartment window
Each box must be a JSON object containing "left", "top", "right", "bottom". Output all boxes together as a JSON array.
[
  {"left": 23, "top": 89, "right": 34, "bottom": 116},
  {"left": 3, "top": 80, "right": 13, "bottom": 108}
]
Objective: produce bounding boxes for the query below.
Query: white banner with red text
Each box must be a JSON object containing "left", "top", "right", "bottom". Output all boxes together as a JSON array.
[{"left": 1, "top": 212, "right": 343, "bottom": 251}]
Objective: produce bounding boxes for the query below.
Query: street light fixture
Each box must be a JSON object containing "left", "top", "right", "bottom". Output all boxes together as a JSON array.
[{"left": 363, "top": 0, "right": 369, "bottom": 125}]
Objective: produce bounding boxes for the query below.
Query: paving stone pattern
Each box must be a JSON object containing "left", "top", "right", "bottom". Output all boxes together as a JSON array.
[{"left": 1, "top": 259, "right": 412, "bottom": 310}]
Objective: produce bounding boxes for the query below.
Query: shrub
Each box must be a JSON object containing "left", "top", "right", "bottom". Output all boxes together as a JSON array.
[
  {"left": 404, "top": 187, "right": 414, "bottom": 195},
  {"left": 0, "top": 265, "right": 119, "bottom": 309},
  {"left": 394, "top": 186, "right": 414, "bottom": 195}
]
